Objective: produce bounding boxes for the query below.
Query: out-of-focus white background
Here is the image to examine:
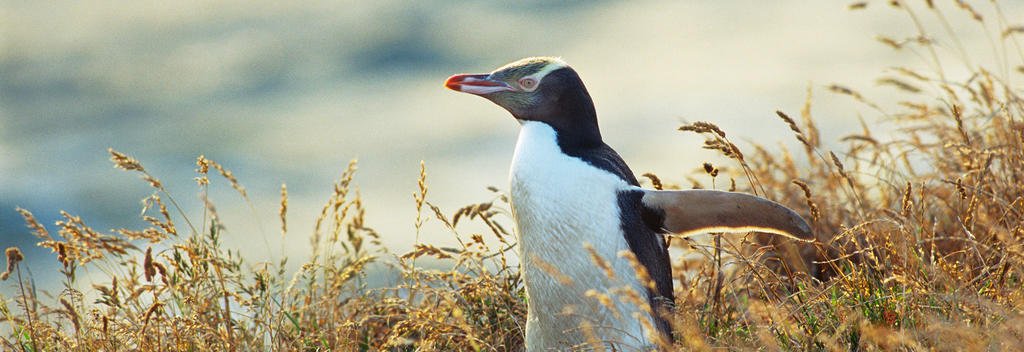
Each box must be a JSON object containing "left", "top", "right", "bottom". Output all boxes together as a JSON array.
[{"left": 2, "top": 1, "right": 1021, "bottom": 292}]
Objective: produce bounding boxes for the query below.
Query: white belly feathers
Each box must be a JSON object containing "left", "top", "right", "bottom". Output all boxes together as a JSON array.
[{"left": 510, "top": 121, "right": 654, "bottom": 351}]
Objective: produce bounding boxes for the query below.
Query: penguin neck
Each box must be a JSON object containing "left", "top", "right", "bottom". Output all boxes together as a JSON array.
[
  {"left": 553, "top": 118, "right": 602, "bottom": 153},
  {"left": 539, "top": 91, "right": 603, "bottom": 152}
]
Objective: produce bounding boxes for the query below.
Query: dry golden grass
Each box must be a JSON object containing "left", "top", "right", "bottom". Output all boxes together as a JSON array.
[{"left": 3, "top": 2, "right": 1024, "bottom": 351}]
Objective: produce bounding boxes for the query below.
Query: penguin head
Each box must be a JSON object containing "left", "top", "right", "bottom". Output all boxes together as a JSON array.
[{"left": 445, "top": 57, "right": 597, "bottom": 130}]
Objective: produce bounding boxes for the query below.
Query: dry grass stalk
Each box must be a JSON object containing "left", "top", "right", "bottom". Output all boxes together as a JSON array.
[
  {"left": 955, "top": 0, "right": 983, "bottom": 21},
  {"left": 828, "top": 84, "right": 884, "bottom": 111},
  {"left": 876, "top": 35, "right": 905, "bottom": 49},
  {"left": 829, "top": 151, "right": 856, "bottom": 191},
  {"left": 1, "top": 247, "right": 23, "bottom": 281},
  {"left": 279, "top": 183, "right": 288, "bottom": 237},
  {"left": 109, "top": 148, "right": 163, "bottom": 189},
  {"left": 142, "top": 247, "right": 156, "bottom": 282},
  {"left": 678, "top": 121, "right": 726, "bottom": 138},
  {"left": 801, "top": 84, "right": 821, "bottom": 150},
  {"left": 58, "top": 298, "right": 80, "bottom": 333},
  {"left": 900, "top": 182, "right": 914, "bottom": 218},
  {"left": 641, "top": 173, "right": 664, "bottom": 190},
  {"left": 792, "top": 180, "right": 821, "bottom": 222},
  {"left": 878, "top": 77, "right": 922, "bottom": 93},
  {"left": 196, "top": 155, "right": 247, "bottom": 198},
  {"left": 679, "top": 120, "right": 763, "bottom": 195},
  {"left": 195, "top": 155, "right": 210, "bottom": 186},
  {"left": 584, "top": 289, "right": 621, "bottom": 320},
  {"left": 585, "top": 243, "right": 616, "bottom": 280},
  {"left": 16, "top": 208, "right": 50, "bottom": 240},
  {"left": 532, "top": 255, "right": 574, "bottom": 286},
  {"left": 776, "top": 110, "right": 814, "bottom": 153},
  {"left": 619, "top": 250, "right": 656, "bottom": 293},
  {"left": 702, "top": 162, "right": 719, "bottom": 178}
]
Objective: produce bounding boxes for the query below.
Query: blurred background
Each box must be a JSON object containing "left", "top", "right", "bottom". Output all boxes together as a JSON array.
[{"left": 2, "top": 1, "right": 1020, "bottom": 293}]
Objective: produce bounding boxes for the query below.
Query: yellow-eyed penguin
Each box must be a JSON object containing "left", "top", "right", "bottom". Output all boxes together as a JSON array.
[{"left": 445, "top": 57, "right": 813, "bottom": 351}]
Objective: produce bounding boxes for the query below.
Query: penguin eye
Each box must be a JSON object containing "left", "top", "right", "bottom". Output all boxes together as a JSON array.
[{"left": 518, "top": 77, "right": 537, "bottom": 91}]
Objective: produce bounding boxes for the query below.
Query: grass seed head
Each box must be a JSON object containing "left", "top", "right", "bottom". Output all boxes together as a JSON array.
[
  {"left": 1, "top": 247, "right": 24, "bottom": 281},
  {"left": 679, "top": 121, "right": 726, "bottom": 138},
  {"left": 108, "top": 148, "right": 144, "bottom": 172},
  {"left": 16, "top": 207, "right": 50, "bottom": 240},
  {"left": 279, "top": 183, "right": 288, "bottom": 237},
  {"left": 641, "top": 173, "right": 664, "bottom": 190},
  {"left": 585, "top": 243, "right": 616, "bottom": 280}
]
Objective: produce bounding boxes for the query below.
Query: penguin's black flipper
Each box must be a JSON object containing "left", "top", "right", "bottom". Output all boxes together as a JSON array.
[{"left": 640, "top": 189, "right": 815, "bottom": 242}]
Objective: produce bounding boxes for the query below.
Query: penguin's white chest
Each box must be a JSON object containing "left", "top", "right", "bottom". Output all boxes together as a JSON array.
[{"left": 510, "top": 121, "right": 652, "bottom": 350}]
